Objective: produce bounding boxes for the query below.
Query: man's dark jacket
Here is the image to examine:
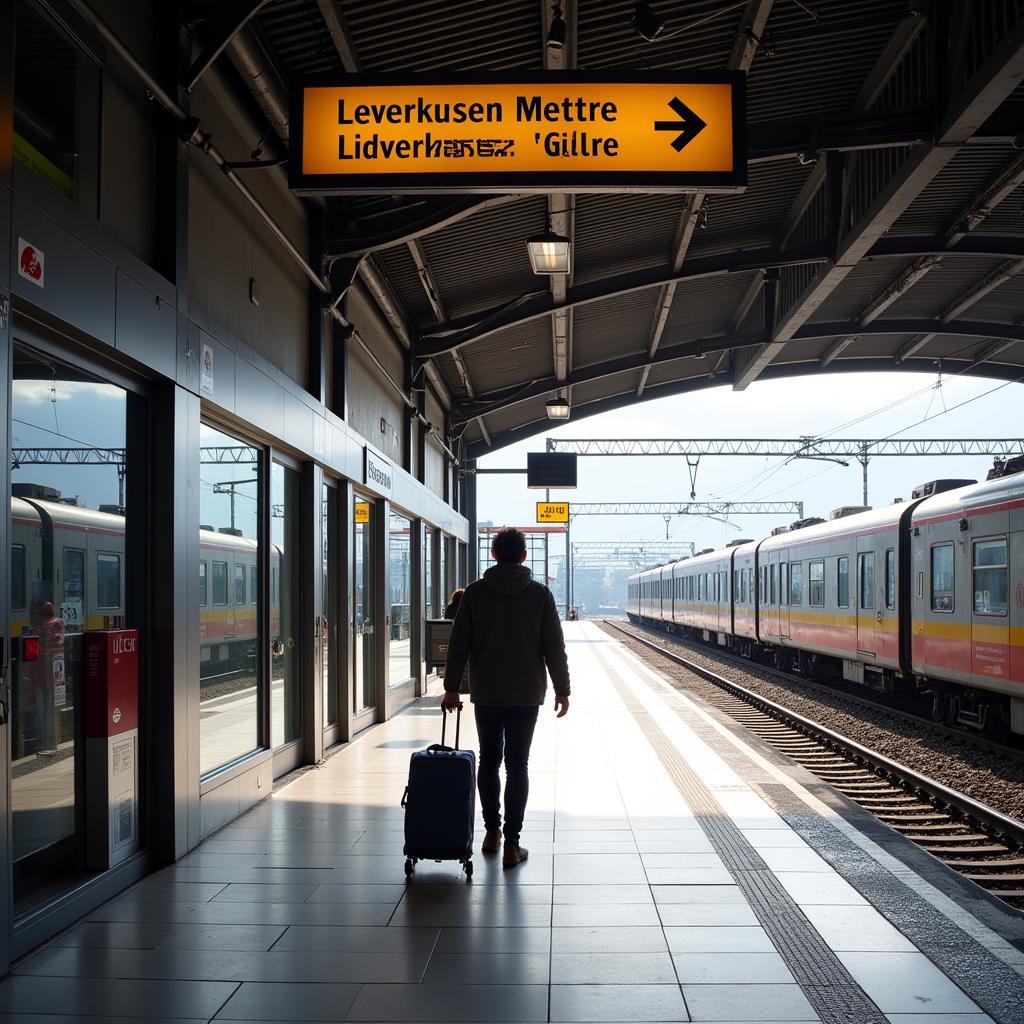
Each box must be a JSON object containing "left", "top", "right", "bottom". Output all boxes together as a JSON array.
[{"left": 443, "top": 563, "right": 570, "bottom": 706}]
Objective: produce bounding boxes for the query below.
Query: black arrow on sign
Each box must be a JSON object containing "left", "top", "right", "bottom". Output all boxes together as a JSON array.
[{"left": 654, "top": 97, "right": 707, "bottom": 152}]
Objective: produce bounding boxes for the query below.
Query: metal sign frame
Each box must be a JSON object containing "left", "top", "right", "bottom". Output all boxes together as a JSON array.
[{"left": 290, "top": 70, "right": 747, "bottom": 195}]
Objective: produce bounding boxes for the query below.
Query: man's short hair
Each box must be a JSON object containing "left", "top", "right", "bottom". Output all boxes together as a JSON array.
[{"left": 491, "top": 527, "right": 527, "bottom": 563}]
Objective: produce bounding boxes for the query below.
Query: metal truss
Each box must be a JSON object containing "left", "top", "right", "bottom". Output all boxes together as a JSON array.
[
  {"left": 12, "top": 446, "right": 258, "bottom": 468},
  {"left": 570, "top": 502, "right": 803, "bottom": 517},
  {"left": 547, "top": 438, "right": 1024, "bottom": 458}
]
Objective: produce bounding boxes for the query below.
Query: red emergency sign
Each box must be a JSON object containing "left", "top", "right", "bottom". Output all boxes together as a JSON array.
[{"left": 83, "top": 630, "right": 139, "bottom": 738}]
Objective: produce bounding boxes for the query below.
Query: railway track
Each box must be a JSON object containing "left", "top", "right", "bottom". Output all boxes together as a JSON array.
[{"left": 606, "top": 619, "right": 1024, "bottom": 910}]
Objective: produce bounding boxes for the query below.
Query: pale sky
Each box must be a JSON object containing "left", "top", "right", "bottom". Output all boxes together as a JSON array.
[{"left": 476, "top": 370, "right": 1022, "bottom": 560}]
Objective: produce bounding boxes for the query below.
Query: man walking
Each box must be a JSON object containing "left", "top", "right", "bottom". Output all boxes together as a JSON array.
[{"left": 442, "top": 528, "right": 570, "bottom": 867}]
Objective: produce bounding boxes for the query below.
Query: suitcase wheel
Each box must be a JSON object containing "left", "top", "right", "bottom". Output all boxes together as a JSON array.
[{"left": 404, "top": 858, "right": 414, "bottom": 878}]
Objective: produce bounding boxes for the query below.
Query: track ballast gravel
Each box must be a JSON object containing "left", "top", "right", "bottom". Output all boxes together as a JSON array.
[{"left": 603, "top": 621, "right": 1024, "bottom": 823}]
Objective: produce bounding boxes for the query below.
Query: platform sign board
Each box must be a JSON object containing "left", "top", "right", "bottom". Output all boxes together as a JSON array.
[
  {"left": 290, "top": 72, "right": 745, "bottom": 195},
  {"left": 537, "top": 502, "right": 570, "bottom": 524},
  {"left": 527, "top": 452, "right": 578, "bottom": 489}
]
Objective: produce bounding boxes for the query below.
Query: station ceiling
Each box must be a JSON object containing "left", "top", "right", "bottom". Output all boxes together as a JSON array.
[{"left": 230, "top": 0, "right": 1024, "bottom": 458}]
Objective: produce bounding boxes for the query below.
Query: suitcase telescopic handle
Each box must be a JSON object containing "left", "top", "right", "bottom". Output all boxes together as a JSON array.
[{"left": 441, "top": 703, "right": 462, "bottom": 750}]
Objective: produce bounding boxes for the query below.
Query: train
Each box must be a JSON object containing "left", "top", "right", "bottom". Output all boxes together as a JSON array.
[
  {"left": 628, "top": 461, "right": 1024, "bottom": 739},
  {"left": 9, "top": 490, "right": 281, "bottom": 757}
]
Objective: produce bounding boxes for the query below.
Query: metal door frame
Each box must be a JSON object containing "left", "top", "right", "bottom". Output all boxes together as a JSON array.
[
  {"left": 351, "top": 488, "right": 377, "bottom": 733},
  {"left": 857, "top": 549, "right": 877, "bottom": 656}
]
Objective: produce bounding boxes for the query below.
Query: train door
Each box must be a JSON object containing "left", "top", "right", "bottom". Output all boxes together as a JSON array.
[
  {"left": 857, "top": 548, "right": 877, "bottom": 655},
  {"left": 321, "top": 479, "right": 342, "bottom": 748},
  {"left": 971, "top": 524, "right": 1009, "bottom": 681},
  {"left": 781, "top": 558, "right": 791, "bottom": 639}
]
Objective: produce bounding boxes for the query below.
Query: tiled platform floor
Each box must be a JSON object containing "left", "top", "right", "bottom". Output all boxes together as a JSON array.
[{"left": 0, "top": 622, "right": 1020, "bottom": 1023}]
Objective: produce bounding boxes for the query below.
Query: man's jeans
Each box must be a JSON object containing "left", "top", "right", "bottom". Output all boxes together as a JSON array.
[{"left": 474, "top": 705, "right": 540, "bottom": 844}]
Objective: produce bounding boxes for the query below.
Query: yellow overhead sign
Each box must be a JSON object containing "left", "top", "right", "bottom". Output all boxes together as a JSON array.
[
  {"left": 537, "top": 502, "right": 570, "bottom": 524},
  {"left": 354, "top": 502, "right": 370, "bottom": 524},
  {"left": 291, "top": 73, "right": 745, "bottom": 194}
]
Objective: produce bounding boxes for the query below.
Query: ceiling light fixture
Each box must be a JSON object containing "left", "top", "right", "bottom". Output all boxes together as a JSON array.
[
  {"left": 546, "top": 3, "right": 566, "bottom": 49},
  {"left": 632, "top": 1, "right": 665, "bottom": 42},
  {"left": 546, "top": 395, "right": 571, "bottom": 420},
  {"left": 527, "top": 225, "right": 572, "bottom": 275}
]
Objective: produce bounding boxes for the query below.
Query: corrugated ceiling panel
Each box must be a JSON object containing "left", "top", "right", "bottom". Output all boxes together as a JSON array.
[
  {"left": 258, "top": 0, "right": 340, "bottom": 75},
  {"left": 570, "top": 370, "right": 640, "bottom": 407},
  {"left": 572, "top": 291, "right": 659, "bottom": 369},
  {"left": 375, "top": 247, "right": 434, "bottom": 326},
  {"left": 689, "top": 160, "right": 814, "bottom": 260},
  {"left": 339, "top": 0, "right": 541, "bottom": 71},
  {"left": 809, "top": 258, "right": 917, "bottom": 323},
  {"left": 964, "top": 275, "right": 1024, "bottom": 324},
  {"left": 481, "top": 394, "right": 550, "bottom": 437},
  {"left": 984, "top": 184, "right": 1024, "bottom": 237},
  {"left": 892, "top": 145, "right": 1020, "bottom": 236},
  {"left": 463, "top": 318, "right": 552, "bottom": 395},
  {"left": 420, "top": 198, "right": 548, "bottom": 321},
  {"left": 886, "top": 257, "right": 1008, "bottom": 320},
  {"left": 574, "top": 194, "right": 683, "bottom": 284},
  {"left": 662, "top": 272, "right": 757, "bottom": 342},
  {"left": 644, "top": 354, "right": 718, "bottom": 389}
]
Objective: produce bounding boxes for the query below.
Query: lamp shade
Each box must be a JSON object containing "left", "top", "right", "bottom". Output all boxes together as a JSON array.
[
  {"left": 527, "top": 229, "right": 572, "bottom": 275},
  {"left": 546, "top": 397, "right": 570, "bottom": 420}
]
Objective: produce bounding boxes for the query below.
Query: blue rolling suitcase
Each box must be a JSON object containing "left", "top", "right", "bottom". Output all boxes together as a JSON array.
[{"left": 402, "top": 705, "right": 476, "bottom": 880}]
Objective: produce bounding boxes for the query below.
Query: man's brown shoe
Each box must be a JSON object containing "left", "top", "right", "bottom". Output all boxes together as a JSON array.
[
  {"left": 502, "top": 843, "right": 529, "bottom": 868},
  {"left": 482, "top": 829, "right": 502, "bottom": 853}
]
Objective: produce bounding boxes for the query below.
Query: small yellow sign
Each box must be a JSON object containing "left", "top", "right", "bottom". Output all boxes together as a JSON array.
[
  {"left": 537, "top": 501, "right": 570, "bottom": 524},
  {"left": 354, "top": 502, "right": 370, "bottom": 524},
  {"left": 292, "top": 73, "right": 744, "bottom": 194}
]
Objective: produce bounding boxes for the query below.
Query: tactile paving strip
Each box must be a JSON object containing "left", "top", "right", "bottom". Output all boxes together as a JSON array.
[{"left": 596, "top": 648, "right": 888, "bottom": 1024}]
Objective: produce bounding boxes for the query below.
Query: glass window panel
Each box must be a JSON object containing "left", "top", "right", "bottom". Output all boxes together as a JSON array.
[
  {"left": 973, "top": 539, "right": 1007, "bottom": 616},
  {"left": 930, "top": 545, "right": 953, "bottom": 612},
  {"left": 271, "top": 462, "right": 302, "bottom": 748},
  {"left": 809, "top": 561, "right": 824, "bottom": 607},
  {"left": 790, "top": 563, "right": 803, "bottom": 605},
  {"left": 212, "top": 562, "right": 228, "bottom": 605},
  {"left": 424, "top": 530, "right": 434, "bottom": 620},
  {"left": 11, "top": 543, "right": 26, "bottom": 610},
  {"left": 14, "top": 0, "right": 100, "bottom": 215},
  {"left": 323, "top": 485, "right": 339, "bottom": 727},
  {"left": 780, "top": 563, "right": 788, "bottom": 606},
  {"left": 250, "top": 565, "right": 258, "bottom": 606},
  {"left": 199, "top": 425, "right": 260, "bottom": 775},
  {"left": 9, "top": 341, "right": 133, "bottom": 915},
  {"left": 860, "top": 552, "right": 875, "bottom": 611},
  {"left": 885, "top": 549, "right": 896, "bottom": 610},
  {"left": 838, "top": 557, "right": 849, "bottom": 607},
  {"left": 199, "top": 561, "right": 208, "bottom": 607},
  {"left": 96, "top": 553, "right": 120, "bottom": 609},
  {"left": 388, "top": 513, "right": 413, "bottom": 685},
  {"left": 770, "top": 563, "right": 777, "bottom": 605},
  {"left": 354, "top": 497, "right": 375, "bottom": 713},
  {"left": 234, "top": 564, "right": 246, "bottom": 606}
]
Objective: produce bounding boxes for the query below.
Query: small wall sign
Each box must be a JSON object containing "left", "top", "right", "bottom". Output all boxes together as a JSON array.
[{"left": 17, "top": 238, "right": 44, "bottom": 287}]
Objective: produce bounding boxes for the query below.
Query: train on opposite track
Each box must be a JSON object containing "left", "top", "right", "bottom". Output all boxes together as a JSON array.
[{"left": 628, "top": 459, "right": 1024, "bottom": 739}]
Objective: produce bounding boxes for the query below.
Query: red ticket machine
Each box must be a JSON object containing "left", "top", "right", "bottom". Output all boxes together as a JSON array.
[{"left": 84, "top": 629, "right": 140, "bottom": 870}]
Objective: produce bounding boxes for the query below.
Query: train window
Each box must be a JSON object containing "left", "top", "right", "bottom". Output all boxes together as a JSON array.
[
  {"left": 251, "top": 564, "right": 258, "bottom": 604},
  {"left": 770, "top": 564, "right": 777, "bottom": 605},
  {"left": 809, "top": 561, "right": 824, "bottom": 607},
  {"left": 790, "top": 563, "right": 803, "bottom": 605},
  {"left": 212, "top": 561, "right": 228, "bottom": 605},
  {"left": 723, "top": 571, "right": 729, "bottom": 601},
  {"left": 199, "top": 561, "right": 208, "bottom": 607},
  {"left": 885, "top": 549, "right": 896, "bottom": 610},
  {"left": 973, "top": 539, "right": 1007, "bottom": 616},
  {"left": 837, "top": 557, "right": 849, "bottom": 607},
  {"left": 62, "top": 548, "right": 85, "bottom": 631},
  {"left": 11, "top": 544, "right": 26, "bottom": 610},
  {"left": 859, "top": 552, "right": 875, "bottom": 610},
  {"left": 739, "top": 570, "right": 747, "bottom": 604},
  {"left": 96, "top": 554, "right": 121, "bottom": 609},
  {"left": 235, "top": 564, "right": 246, "bottom": 605},
  {"left": 930, "top": 544, "right": 953, "bottom": 612},
  {"left": 780, "top": 563, "right": 788, "bottom": 605},
  {"left": 713, "top": 573, "right": 719, "bottom": 602}
]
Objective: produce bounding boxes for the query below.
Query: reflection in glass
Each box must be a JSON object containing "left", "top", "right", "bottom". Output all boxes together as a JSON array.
[
  {"left": 323, "top": 486, "right": 339, "bottom": 727},
  {"left": 438, "top": 536, "right": 447, "bottom": 608},
  {"left": 353, "top": 498, "right": 374, "bottom": 713},
  {"left": 389, "top": 512, "right": 413, "bottom": 685},
  {"left": 9, "top": 343, "right": 129, "bottom": 913},
  {"left": 14, "top": 0, "right": 100, "bottom": 215},
  {"left": 198, "top": 425, "right": 260, "bottom": 775},
  {"left": 271, "top": 463, "right": 301, "bottom": 748},
  {"left": 424, "top": 530, "right": 434, "bottom": 621}
]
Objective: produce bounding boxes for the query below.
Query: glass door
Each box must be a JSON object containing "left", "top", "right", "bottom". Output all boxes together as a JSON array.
[
  {"left": 271, "top": 462, "right": 302, "bottom": 755},
  {"left": 322, "top": 482, "right": 340, "bottom": 734},
  {"left": 353, "top": 495, "right": 376, "bottom": 721}
]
